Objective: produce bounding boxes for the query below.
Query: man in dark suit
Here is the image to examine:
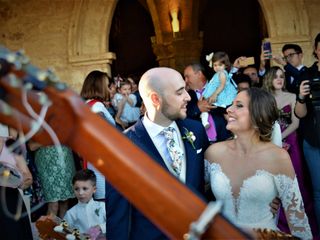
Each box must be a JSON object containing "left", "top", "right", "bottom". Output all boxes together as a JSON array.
[
  {"left": 273, "top": 44, "right": 308, "bottom": 94},
  {"left": 184, "top": 63, "right": 231, "bottom": 142},
  {"left": 105, "top": 67, "right": 210, "bottom": 239}
]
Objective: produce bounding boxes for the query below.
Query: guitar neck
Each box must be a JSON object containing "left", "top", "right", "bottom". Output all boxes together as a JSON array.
[
  {"left": 0, "top": 47, "right": 250, "bottom": 239},
  {"left": 58, "top": 90, "right": 248, "bottom": 239}
]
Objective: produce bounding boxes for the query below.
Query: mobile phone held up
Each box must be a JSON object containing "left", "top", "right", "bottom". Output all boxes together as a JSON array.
[
  {"left": 263, "top": 41, "right": 272, "bottom": 59},
  {"left": 239, "top": 57, "right": 255, "bottom": 66}
]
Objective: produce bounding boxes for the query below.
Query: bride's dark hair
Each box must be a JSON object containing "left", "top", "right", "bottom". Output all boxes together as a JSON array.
[{"left": 246, "top": 88, "right": 279, "bottom": 142}]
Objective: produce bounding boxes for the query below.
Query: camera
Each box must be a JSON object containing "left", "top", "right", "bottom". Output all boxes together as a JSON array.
[{"left": 308, "top": 77, "right": 320, "bottom": 107}]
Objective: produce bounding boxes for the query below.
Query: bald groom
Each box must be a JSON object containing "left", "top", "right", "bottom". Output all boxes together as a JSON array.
[{"left": 105, "top": 67, "right": 210, "bottom": 239}]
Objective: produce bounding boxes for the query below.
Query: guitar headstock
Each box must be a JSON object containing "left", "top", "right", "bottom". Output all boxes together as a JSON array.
[{"left": 0, "top": 45, "right": 91, "bottom": 146}]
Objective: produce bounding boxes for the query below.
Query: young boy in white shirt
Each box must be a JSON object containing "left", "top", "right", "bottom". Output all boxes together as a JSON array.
[{"left": 64, "top": 169, "right": 106, "bottom": 235}]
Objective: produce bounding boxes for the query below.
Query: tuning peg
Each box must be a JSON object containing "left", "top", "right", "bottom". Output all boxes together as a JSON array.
[
  {"left": 0, "top": 101, "right": 13, "bottom": 116},
  {"left": 16, "top": 49, "right": 30, "bottom": 65},
  {"left": 25, "top": 64, "right": 45, "bottom": 80},
  {"left": 23, "top": 83, "right": 52, "bottom": 106},
  {"left": 7, "top": 73, "right": 22, "bottom": 88},
  {"left": 46, "top": 68, "right": 60, "bottom": 82},
  {"left": 0, "top": 46, "right": 16, "bottom": 64},
  {"left": 66, "top": 234, "right": 76, "bottom": 240},
  {"left": 53, "top": 225, "right": 64, "bottom": 233},
  {"left": 36, "top": 70, "right": 49, "bottom": 81},
  {"left": 5, "top": 49, "right": 30, "bottom": 70},
  {"left": 42, "top": 68, "right": 67, "bottom": 91},
  {"left": 72, "top": 228, "right": 80, "bottom": 236},
  {"left": 6, "top": 52, "right": 17, "bottom": 64},
  {"left": 38, "top": 92, "right": 51, "bottom": 106}
]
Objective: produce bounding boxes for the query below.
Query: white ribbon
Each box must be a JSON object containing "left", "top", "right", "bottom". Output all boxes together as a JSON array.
[{"left": 206, "top": 52, "right": 214, "bottom": 68}]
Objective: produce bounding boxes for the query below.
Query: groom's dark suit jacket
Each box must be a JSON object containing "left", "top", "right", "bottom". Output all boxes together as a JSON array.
[{"left": 105, "top": 118, "right": 209, "bottom": 240}]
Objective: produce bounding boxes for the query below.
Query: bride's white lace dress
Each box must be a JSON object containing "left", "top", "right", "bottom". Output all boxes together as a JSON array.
[{"left": 206, "top": 162, "right": 312, "bottom": 239}]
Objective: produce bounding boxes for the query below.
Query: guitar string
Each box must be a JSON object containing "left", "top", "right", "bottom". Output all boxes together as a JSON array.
[
  {"left": 7, "top": 89, "right": 49, "bottom": 153},
  {"left": 0, "top": 185, "right": 24, "bottom": 221},
  {"left": 1, "top": 85, "right": 64, "bottom": 220},
  {"left": 20, "top": 86, "right": 64, "bottom": 167}
]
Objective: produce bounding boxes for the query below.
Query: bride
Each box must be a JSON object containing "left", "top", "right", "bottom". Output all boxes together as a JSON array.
[{"left": 205, "top": 88, "right": 312, "bottom": 239}]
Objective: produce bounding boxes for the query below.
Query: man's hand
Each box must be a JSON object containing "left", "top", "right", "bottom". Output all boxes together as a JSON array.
[
  {"left": 261, "top": 42, "right": 272, "bottom": 61},
  {"left": 259, "top": 48, "right": 267, "bottom": 71},
  {"left": 208, "top": 94, "right": 217, "bottom": 105},
  {"left": 115, "top": 116, "right": 127, "bottom": 130},
  {"left": 299, "top": 80, "right": 310, "bottom": 97},
  {"left": 87, "top": 225, "right": 102, "bottom": 239},
  {"left": 272, "top": 55, "right": 287, "bottom": 66},
  {"left": 197, "top": 97, "right": 215, "bottom": 112},
  {"left": 269, "top": 197, "right": 281, "bottom": 217},
  {"left": 233, "top": 56, "right": 247, "bottom": 68}
]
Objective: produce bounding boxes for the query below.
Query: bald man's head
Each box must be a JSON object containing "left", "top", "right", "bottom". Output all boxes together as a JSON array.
[
  {"left": 139, "top": 67, "right": 181, "bottom": 101},
  {"left": 138, "top": 67, "right": 190, "bottom": 124}
]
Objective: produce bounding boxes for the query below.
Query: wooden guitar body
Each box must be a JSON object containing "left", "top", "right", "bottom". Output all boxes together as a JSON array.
[{"left": 36, "top": 215, "right": 92, "bottom": 240}]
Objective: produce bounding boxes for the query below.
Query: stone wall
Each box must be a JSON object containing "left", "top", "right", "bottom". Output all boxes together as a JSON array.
[
  {"left": 0, "top": 0, "right": 319, "bottom": 91},
  {"left": 0, "top": 0, "right": 116, "bottom": 91},
  {"left": 0, "top": 0, "right": 76, "bottom": 86},
  {"left": 306, "top": 0, "right": 320, "bottom": 55}
]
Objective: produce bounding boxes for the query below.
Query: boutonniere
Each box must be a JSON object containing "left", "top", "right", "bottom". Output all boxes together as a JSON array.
[
  {"left": 182, "top": 128, "right": 196, "bottom": 149},
  {"left": 95, "top": 208, "right": 100, "bottom": 217}
]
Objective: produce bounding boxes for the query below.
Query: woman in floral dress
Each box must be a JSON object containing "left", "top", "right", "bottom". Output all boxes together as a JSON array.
[{"left": 32, "top": 144, "right": 75, "bottom": 218}]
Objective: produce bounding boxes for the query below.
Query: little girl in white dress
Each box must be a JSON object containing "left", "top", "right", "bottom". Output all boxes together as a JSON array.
[{"left": 112, "top": 79, "right": 140, "bottom": 129}]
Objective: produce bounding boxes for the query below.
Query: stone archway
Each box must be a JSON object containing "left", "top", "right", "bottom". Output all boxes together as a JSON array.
[
  {"left": 67, "top": 0, "right": 117, "bottom": 79},
  {"left": 258, "top": 0, "right": 312, "bottom": 64},
  {"left": 67, "top": 0, "right": 314, "bottom": 77}
]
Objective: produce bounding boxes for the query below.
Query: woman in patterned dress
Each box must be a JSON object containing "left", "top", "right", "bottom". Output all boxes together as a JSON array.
[{"left": 30, "top": 143, "right": 75, "bottom": 218}]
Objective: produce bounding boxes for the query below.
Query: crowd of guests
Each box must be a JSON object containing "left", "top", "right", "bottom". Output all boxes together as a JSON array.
[{"left": 0, "top": 32, "right": 320, "bottom": 239}]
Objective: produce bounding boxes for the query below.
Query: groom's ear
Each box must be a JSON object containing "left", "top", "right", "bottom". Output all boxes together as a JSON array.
[{"left": 150, "top": 92, "right": 161, "bottom": 107}]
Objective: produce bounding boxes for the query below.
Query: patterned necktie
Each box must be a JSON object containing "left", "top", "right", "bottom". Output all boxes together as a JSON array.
[{"left": 161, "top": 127, "right": 184, "bottom": 176}]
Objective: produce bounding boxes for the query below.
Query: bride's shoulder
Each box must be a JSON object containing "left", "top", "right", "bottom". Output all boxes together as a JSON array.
[
  {"left": 266, "top": 143, "right": 290, "bottom": 161},
  {"left": 204, "top": 139, "right": 233, "bottom": 160},
  {"left": 263, "top": 143, "right": 295, "bottom": 177},
  {"left": 207, "top": 139, "right": 232, "bottom": 151}
]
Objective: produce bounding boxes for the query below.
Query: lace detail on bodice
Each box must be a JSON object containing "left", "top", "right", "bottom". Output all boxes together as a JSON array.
[{"left": 206, "top": 161, "right": 312, "bottom": 239}]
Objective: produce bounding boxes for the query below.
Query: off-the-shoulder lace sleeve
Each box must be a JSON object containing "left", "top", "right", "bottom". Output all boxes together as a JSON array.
[
  {"left": 274, "top": 175, "right": 312, "bottom": 239},
  {"left": 204, "top": 161, "right": 221, "bottom": 184},
  {"left": 204, "top": 160, "right": 211, "bottom": 184}
]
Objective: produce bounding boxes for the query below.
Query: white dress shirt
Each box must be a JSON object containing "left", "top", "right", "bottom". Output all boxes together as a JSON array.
[
  {"left": 64, "top": 198, "right": 106, "bottom": 234},
  {"left": 142, "top": 114, "right": 186, "bottom": 183}
]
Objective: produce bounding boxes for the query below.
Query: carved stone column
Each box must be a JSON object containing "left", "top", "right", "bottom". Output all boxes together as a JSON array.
[
  {"left": 67, "top": 0, "right": 117, "bottom": 91},
  {"left": 147, "top": 0, "right": 203, "bottom": 72},
  {"left": 151, "top": 35, "right": 203, "bottom": 73}
]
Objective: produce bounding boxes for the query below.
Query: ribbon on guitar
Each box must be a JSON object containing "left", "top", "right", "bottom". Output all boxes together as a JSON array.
[{"left": 0, "top": 140, "right": 23, "bottom": 188}]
